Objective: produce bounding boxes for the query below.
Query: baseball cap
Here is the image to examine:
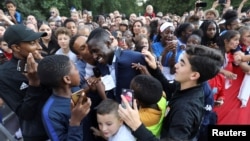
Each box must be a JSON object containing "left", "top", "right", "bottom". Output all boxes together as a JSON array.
[{"left": 3, "top": 24, "right": 47, "bottom": 47}]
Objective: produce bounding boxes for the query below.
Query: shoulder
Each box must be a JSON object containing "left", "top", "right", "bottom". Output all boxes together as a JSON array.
[{"left": 111, "top": 125, "right": 136, "bottom": 141}]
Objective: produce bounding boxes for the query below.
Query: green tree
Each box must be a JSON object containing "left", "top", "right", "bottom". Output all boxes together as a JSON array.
[{"left": 1, "top": 0, "right": 249, "bottom": 21}]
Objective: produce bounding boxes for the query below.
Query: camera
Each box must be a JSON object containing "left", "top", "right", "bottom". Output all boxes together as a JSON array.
[{"left": 196, "top": 1, "right": 207, "bottom": 8}]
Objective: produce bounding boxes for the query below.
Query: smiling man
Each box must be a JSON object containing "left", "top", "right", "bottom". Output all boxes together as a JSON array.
[
  {"left": 0, "top": 24, "right": 51, "bottom": 141},
  {"left": 87, "top": 28, "right": 147, "bottom": 103}
]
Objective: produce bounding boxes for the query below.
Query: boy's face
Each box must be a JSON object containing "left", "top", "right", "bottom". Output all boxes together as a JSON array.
[
  {"left": 174, "top": 53, "right": 197, "bottom": 83},
  {"left": 0, "top": 41, "right": 9, "bottom": 52},
  {"left": 187, "top": 36, "right": 200, "bottom": 46},
  {"left": 68, "top": 61, "right": 80, "bottom": 86},
  {"left": 97, "top": 113, "right": 123, "bottom": 138},
  {"left": 6, "top": 3, "right": 16, "bottom": 12},
  {"left": 0, "top": 26, "right": 6, "bottom": 37},
  {"left": 146, "top": 7, "right": 153, "bottom": 14},
  {"left": 49, "top": 21, "right": 56, "bottom": 30},
  {"left": 57, "top": 34, "right": 70, "bottom": 49}
]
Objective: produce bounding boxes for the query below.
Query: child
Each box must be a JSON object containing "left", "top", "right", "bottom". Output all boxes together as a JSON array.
[
  {"left": 118, "top": 45, "right": 224, "bottom": 141},
  {"left": 144, "top": 5, "right": 155, "bottom": 19},
  {"left": 0, "top": 37, "right": 12, "bottom": 64},
  {"left": 38, "top": 54, "right": 91, "bottom": 141},
  {"left": 55, "top": 27, "right": 77, "bottom": 62},
  {"left": 4, "top": 0, "right": 22, "bottom": 24},
  {"left": 199, "top": 20, "right": 220, "bottom": 49},
  {"left": 92, "top": 98, "right": 136, "bottom": 141},
  {"left": 130, "top": 74, "right": 167, "bottom": 138}
]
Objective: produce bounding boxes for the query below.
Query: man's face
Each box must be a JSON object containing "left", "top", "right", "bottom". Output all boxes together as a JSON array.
[
  {"left": 15, "top": 40, "right": 42, "bottom": 60},
  {"left": 87, "top": 38, "right": 114, "bottom": 65},
  {"left": 73, "top": 36, "right": 93, "bottom": 61}
]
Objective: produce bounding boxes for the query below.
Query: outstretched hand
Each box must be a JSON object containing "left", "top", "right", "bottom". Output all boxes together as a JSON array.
[
  {"left": 131, "top": 63, "right": 151, "bottom": 75},
  {"left": 141, "top": 50, "right": 157, "bottom": 70},
  {"left": 118, "top": 95, "right": 142, "bottom": 131}
]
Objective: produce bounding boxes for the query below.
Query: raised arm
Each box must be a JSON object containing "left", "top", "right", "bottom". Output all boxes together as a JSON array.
[{"left": 237, "top": 0, "right": 248, "bottom": 19}]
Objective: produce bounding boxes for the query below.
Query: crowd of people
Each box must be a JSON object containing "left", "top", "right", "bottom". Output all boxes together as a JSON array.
[{"left": 0, "top": 0, "right": 250, "bottom": 140}]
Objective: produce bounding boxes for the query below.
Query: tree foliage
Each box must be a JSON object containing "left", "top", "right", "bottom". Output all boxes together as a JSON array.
[{"left": 1, "top": 0, "right": 249, "bottom": 21}]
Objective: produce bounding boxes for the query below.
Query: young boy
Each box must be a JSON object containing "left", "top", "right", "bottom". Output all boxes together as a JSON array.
[
  {"left": 118, "top": 45, "right": 224, "bottom": 141},
  {"left": 55, "top": 27, "right": 77, "bottom": 62},
  {"left": 0, "top": 37, "right": 12, "bottom": 64},
  {"left": 38, "top": 55, "right": 91, "bottom": 141},
  {"left": 4, "top": 0, "right": 22, "bottom": 24},
  {"left": 92, "top": 98, "right": 136, "bottom": 141},
  {"left": 130, "top": 74, "right": 167, "bottom": 138}
]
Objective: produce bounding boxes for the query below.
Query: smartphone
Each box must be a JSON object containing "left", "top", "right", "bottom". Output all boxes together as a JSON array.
[
  {"left": 121, "top": 89, "right": 134, "bottom": 108},
  {"left": 196, "top": 2, "right": 207, "bottom": 7},
  {"left": 17, "top": 60, "right": 27, "bottom": 72},
  {"left": 219, "top": 0, "right": 226, "bottom": 4},
  {"left": 122, "top": 37, "right": 126, "bottom": 45},
  {"left": 93, "top": 67, "right": 101, "bottom": 77},
  {"left": 71, "top": 89, "right": 88, "bottom": 105}
]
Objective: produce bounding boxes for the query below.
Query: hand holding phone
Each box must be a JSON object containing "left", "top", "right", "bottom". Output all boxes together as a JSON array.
[
  {"left": 71, "top": 89, "right": 88, "bottom": 105},
  {"left": 121, "top": 89, "right": 134, "bottom": 108}
]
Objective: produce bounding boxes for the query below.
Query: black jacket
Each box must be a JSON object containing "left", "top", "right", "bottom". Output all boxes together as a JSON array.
[
  {"left": 0, "top": 57, "right": 51, "bottom": 141},
  {"left": 133, "top": 67, "right": 204, "bottom": 141}
]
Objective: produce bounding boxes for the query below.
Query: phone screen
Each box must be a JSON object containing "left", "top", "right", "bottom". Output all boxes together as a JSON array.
[
  {"left": 71, "top": 89, "right": 87, "bottom": 105},
  {"left": 121, "top": 89, "right": 134, "bottom": 108}
]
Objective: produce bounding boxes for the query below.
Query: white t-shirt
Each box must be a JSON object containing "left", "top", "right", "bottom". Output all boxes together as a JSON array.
[
  {"left": 55, "top": 48, "right": 77, "bottom": 62},
  {"left": 108, "top": 124, "right": 136, "bottom": 141}
]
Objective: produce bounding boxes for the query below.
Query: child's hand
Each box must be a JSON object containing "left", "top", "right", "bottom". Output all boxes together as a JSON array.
[
  {"left": 90, "top": 127, "right": 108, "bottom": 140},
  {"left": 118, "top": 95, "right": 142, "bottom": 131},
  {"left": 70, "top": 96, "right": 91, "bottom": 126},
  {"left": 90, "top": 127, "right": 102, "bottom": 137}
]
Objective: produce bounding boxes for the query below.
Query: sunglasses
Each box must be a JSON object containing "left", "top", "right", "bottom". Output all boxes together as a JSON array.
[{"left": 50, "top": 11, "right": 55, "bottom": 14}]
